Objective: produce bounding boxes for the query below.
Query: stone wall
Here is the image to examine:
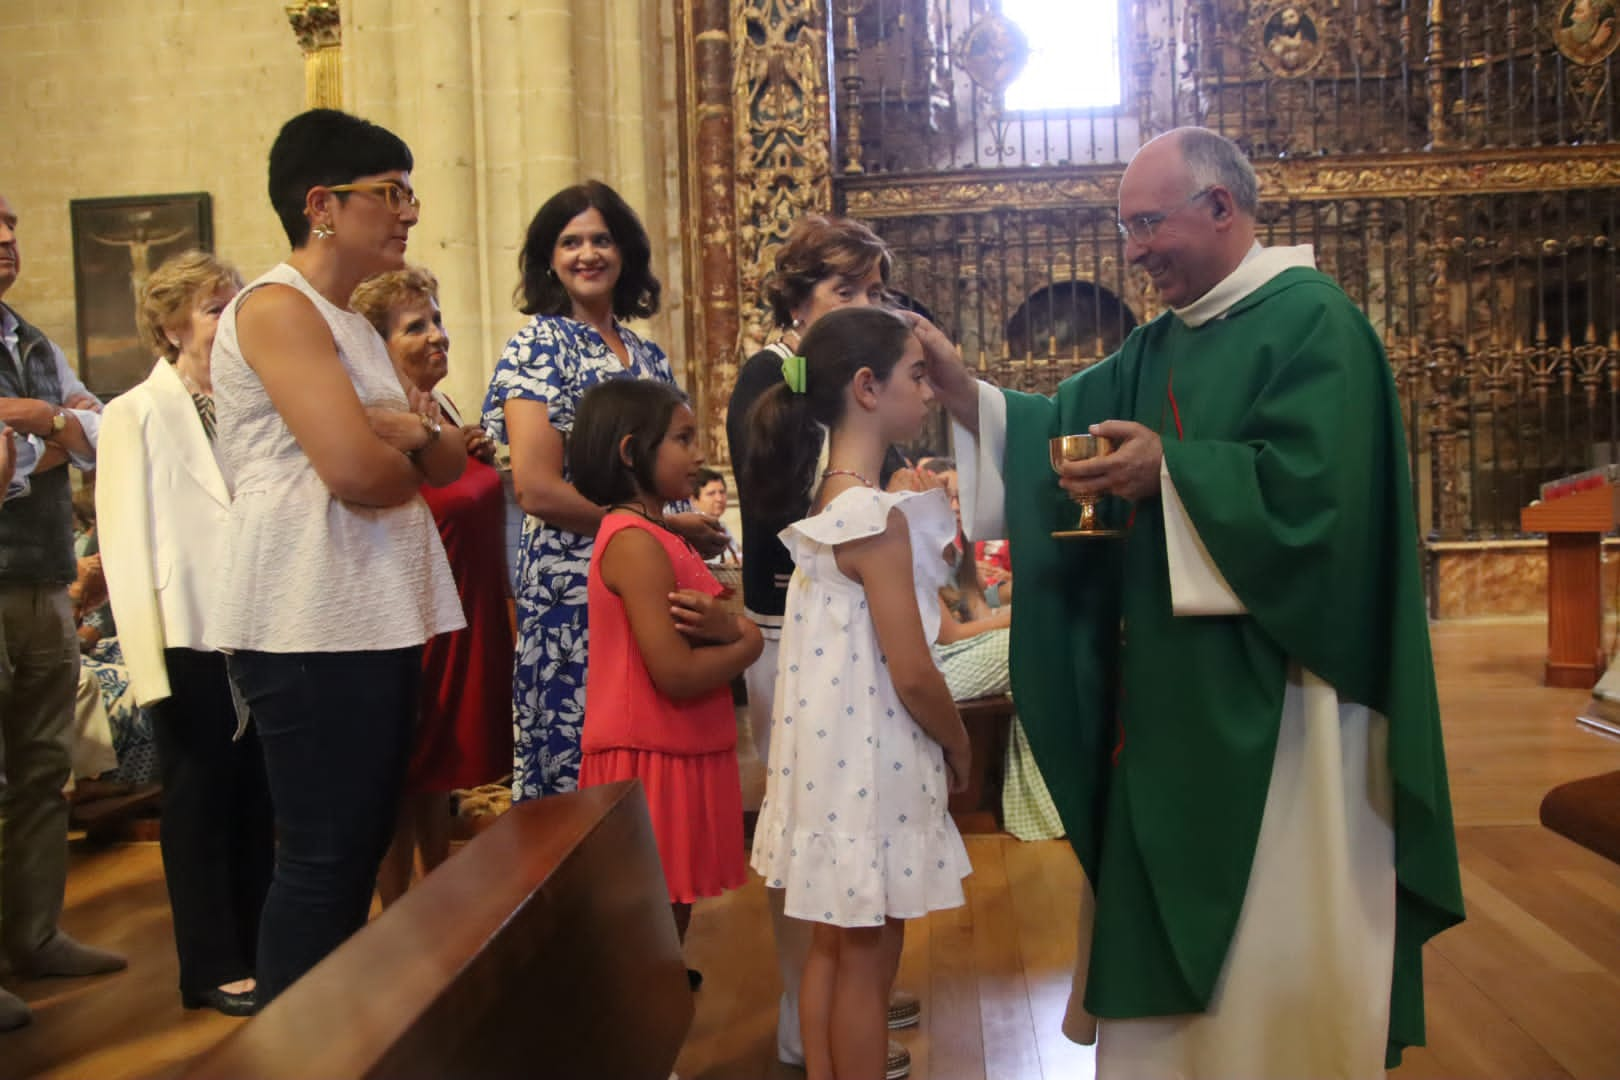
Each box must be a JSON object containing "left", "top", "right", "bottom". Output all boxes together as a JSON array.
[
  {"left": 0, "top": 0, "right": 302, "bottom": 365},
  {"left": 1, "top": 0, "right": 684, "bottom": 417}
]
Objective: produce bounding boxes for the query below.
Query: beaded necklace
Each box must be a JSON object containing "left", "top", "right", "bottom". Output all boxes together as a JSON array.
[{"left": 822, "top": 468, "right": 876, "bottom": 488}]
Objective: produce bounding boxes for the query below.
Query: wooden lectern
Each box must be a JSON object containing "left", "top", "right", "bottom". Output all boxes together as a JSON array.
[{"left": 1522, "top": 482, "right": 1619, "bottom": 688}]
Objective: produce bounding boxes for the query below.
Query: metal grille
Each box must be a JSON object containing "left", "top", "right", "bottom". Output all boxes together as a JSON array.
[
  {"left": 832, "top": 0, "right": 1620, "bottom": 539},
  {"left": 836, "top": 0, "right": 1152, "bottom": 173}
]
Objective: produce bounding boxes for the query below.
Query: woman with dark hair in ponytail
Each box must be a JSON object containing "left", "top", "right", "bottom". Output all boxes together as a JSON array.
[
  {"left": 725, "top": 215, "right": 938, "bottom": 1074},
  {"left": 745, "top": 305, "right": 972, "bottom": 1080}
]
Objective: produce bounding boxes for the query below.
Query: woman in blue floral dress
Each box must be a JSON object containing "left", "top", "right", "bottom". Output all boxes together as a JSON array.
[{"left": 483, "top": 182, "right": 729, "bottom": 800}]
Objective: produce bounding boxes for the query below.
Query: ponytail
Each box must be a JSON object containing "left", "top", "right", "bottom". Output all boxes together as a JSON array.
[
  {"left": 741, "top": 305, "right": 912, "bottom": 523},
  {"left": 743, "top": 381, "right": 823, "bottom": 523}
]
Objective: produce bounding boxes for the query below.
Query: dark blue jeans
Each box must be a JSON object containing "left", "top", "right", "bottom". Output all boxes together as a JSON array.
[{"left": 227, "top": 647, "right": 421, "bottom": 1004}]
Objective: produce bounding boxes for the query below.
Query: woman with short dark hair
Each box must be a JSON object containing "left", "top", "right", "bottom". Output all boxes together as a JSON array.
[
  {"left": 208, "top": 108, "right": 467, "bottom": 1003},
  {"left": 482, "top": 181, "right": 727, "bottom": 802}
]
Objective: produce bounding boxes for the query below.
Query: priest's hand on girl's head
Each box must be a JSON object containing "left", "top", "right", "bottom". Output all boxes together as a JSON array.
[
  {"left": 898, "top": 309, "right": 977, "bottom": 430},
  {"left": 1058, "top": 419, "right": 1163, "bottom": 503}
]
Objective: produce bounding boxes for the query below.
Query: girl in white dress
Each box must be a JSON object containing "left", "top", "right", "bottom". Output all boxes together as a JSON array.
[{"left": 744, "top": 306, "right": 973, "bottom": 1080}]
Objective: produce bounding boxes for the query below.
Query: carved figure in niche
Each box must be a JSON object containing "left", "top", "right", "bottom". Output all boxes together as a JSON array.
[
  {"left": 1260, "top": 5, "right": 1322, "bottom": 76},
  {"left": 1555, "top": 0, "right": 1619, "bottom": 65}
]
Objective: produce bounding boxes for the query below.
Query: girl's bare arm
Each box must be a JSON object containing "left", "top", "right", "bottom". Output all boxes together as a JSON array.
[
  {"left": 601, "top": 526, "right": 763, "bottom": 701},
  {"left": 836, "top": 510, "right": 968, "bottom": 759}
]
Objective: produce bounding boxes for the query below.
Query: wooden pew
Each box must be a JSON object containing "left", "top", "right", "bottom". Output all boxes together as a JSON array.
[
  {"left": 177, "top": 781, "right": 692, "bottom": 1080},
  {"left": 949, "top": 694, "right": 1014, "bottom": 833}
]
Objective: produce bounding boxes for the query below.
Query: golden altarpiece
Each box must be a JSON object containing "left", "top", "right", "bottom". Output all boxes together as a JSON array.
[{"left": 675, "top": 0, "right": 1620, "bottom": 618}]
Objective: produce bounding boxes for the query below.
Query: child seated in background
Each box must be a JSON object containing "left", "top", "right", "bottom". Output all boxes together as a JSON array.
[
  {"left": 917, "top": 460, "right": 1058, "bottom": 842},
  {"left": 69, "top": 477, "right": 155, "bottom": 789}
]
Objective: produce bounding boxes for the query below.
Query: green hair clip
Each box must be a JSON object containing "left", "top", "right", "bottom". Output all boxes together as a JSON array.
[{"left": 782, "top": 353, "right": 808, "bottom": 394}]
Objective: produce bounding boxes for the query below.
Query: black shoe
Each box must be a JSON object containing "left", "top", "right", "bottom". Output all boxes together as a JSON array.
[
  {"left": 686, "top": 968, "right": 703, "bottom": 991},
  {"left": 182, "top": 986, "right": 259, "bottom": 1017}
]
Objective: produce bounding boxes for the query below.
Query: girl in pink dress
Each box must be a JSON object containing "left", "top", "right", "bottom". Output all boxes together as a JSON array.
[{"left": 570, "top": 378, "right": 763, "bottom": 974}]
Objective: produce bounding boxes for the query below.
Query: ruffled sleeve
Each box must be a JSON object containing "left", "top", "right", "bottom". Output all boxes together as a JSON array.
[
  {"left": 779, "top": 487, "right": 957, "bottom": 643},
  {"left": 779, "top": 487, "right": 895, "bottom": 567}
]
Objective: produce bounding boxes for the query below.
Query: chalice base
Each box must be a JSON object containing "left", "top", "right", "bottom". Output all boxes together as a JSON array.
[{"left": 1051, "top": 526, "right": 1125, "bottom": 540}]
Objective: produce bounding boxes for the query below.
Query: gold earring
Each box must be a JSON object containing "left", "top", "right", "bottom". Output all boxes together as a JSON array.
[{"left": 312, "top": 223, "right": 335, "bottom": 240}]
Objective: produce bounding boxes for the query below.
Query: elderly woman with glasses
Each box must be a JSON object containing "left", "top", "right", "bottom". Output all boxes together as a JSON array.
[
  {"left": 351, "top": 266, "right": 513, "bottom": 906},
  {"left": 207, "top": 108, "right": 466, "bottom": 1004}
]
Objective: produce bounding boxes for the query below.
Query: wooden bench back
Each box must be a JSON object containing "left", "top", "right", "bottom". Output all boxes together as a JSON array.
[{"left": 178, "top": 781, "right": 692, "bottom": 1080}]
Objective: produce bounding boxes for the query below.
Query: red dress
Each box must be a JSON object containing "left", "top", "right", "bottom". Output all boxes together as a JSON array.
[
  {"left": 579, "top": 513, "right": 746, "bottom": 903},
  {"left": 408, "top": 453, "right": 515, "bottom": 793}
]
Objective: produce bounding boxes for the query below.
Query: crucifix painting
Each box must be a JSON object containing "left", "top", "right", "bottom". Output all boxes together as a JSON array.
[{"left": 69, "top": 192, "right": 212, "bottom": 397}]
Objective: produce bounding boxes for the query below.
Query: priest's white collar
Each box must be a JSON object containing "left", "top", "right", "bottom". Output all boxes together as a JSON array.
[{"left": 1171, "top": 242, "right": 1317, "bottom": 328}]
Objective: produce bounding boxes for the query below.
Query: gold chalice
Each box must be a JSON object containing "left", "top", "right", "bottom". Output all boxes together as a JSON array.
[{"left": 1050, "top": 434, "right": 1122, "bottom": 539}]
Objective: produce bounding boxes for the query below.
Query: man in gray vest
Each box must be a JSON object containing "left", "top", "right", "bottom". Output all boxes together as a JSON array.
[{"left": 0, "top": 193, "right": 125, "bottom": 1031}]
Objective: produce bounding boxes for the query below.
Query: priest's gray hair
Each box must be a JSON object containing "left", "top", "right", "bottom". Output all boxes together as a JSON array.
[{"left": 1179, "top": 129, "right": 1259, "bottom": 216}]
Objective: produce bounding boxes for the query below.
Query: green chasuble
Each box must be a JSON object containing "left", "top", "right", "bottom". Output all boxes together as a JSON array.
[{"left": 1001, "top": 266, "right": 1464, "bottom": 1067}]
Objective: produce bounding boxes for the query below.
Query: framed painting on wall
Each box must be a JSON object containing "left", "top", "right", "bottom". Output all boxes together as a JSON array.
[{"left": 69, "top": 192, "right": 213, "bottom": 398}]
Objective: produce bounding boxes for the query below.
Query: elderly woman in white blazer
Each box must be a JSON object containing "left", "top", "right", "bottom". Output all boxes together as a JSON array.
[{"left": 96, "top": 251, "right": 272, "bottom": 1018}]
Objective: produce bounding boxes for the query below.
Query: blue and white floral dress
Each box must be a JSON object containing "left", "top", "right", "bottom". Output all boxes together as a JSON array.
[{"left": 482, "top": 315, "right": 681, "bottom": 800}]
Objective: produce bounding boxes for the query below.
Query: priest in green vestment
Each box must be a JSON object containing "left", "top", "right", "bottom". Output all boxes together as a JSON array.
[{"left": 922, "top": 127, "right": 1465, "bottom": 1078}]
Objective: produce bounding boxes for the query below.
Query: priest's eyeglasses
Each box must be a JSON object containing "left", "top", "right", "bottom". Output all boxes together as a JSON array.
[
  {"left": 1116, "top": 187, "right": 1214, "bottom": 244},
  {"left": 326, "top": 181, "right": 421, "bottom": 215}
]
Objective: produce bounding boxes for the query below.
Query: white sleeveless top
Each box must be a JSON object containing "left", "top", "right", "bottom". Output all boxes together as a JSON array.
[{"left": 207, "top": 262, "right": 464, "bottom": 652}]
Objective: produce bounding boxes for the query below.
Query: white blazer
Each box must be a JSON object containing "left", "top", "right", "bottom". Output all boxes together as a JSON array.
[{"left": 97, "top": 359, "right": 231, "bottom": 706}]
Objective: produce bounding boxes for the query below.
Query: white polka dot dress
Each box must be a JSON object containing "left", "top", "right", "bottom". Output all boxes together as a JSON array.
[{"left": 750, "top": 486, "right": 973, "bottom": 927}]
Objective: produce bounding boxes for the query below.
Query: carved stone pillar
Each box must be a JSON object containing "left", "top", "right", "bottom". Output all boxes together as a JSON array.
[
  {"left": 732, "top": 0, "right": 835, "bottom": 362},
  {"left": 684, "top": 0, "right": 741, "bottom": 461},
  {"left": 287, "top": 1, "right": 343, "bottom": 109}
]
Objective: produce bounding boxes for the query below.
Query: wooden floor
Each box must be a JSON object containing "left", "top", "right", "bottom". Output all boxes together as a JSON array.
[{"left": 6, "top": 620, "right": 1620, "bottom": 1080}]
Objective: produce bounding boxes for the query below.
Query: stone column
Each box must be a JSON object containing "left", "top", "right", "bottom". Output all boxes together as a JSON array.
[
  {"left": 287, "top": 1, "right": 343, "bottom": 108},
  {"left": 342, "top": 0, "right": 682, "bottom": 409}
]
